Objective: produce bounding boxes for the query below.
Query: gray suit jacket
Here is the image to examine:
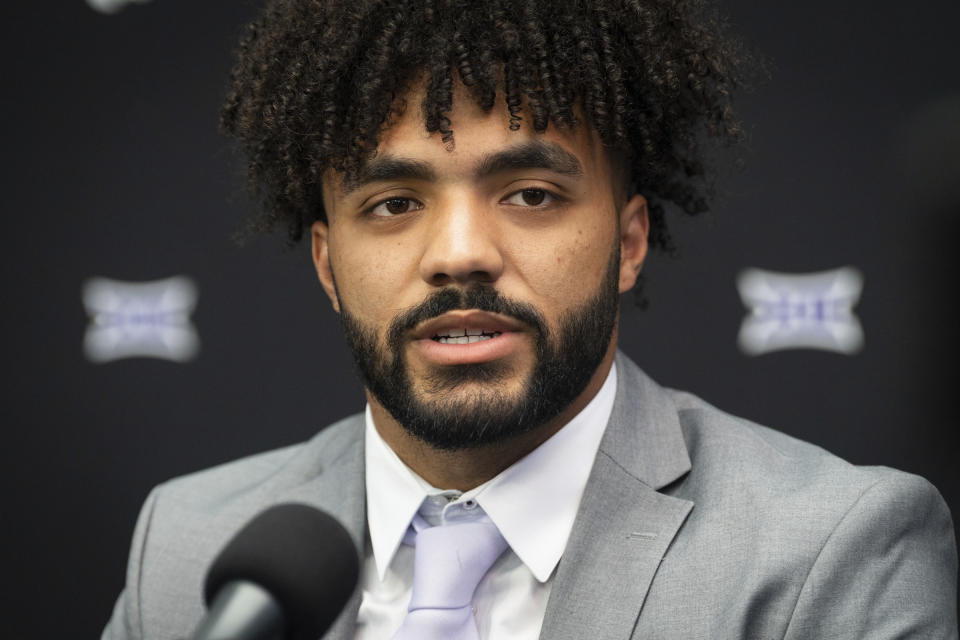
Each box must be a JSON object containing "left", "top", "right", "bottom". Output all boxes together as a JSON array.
[{"left": 103, "top": 352, "right": 958, "bottom": 639}]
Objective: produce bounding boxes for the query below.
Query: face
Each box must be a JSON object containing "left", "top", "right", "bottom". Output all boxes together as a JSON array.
[{"left": 313, "top": 84, "right": 648, "bottom": 450}]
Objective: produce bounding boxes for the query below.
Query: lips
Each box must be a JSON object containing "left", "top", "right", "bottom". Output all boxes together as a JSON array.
[{"left": 411, "top": 311, "right": 528, "bottom": 365}]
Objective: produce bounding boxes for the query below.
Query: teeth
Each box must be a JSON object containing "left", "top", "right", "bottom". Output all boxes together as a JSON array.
[{"left": 434, "top": 332, "right": 502, "bottom": 345}]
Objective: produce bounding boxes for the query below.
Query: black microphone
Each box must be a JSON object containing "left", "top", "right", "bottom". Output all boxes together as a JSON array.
[{"left": 193, "top": 503, "right": 360, "bottom": 640}]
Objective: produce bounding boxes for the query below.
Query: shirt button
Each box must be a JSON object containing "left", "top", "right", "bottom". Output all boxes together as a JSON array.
[{"left": 463, "top": 500, "right": 478, "bottom": 510}]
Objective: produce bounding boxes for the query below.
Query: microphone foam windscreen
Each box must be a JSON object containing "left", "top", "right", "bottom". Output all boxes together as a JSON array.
[{"left": 204, "top": 503, "right": 360, "bottom": 640}]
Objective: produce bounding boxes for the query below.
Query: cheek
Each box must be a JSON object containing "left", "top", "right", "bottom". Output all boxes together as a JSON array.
[
  {"left": 510, "top": 219, "right": 615, "bottom": 305},
  {"left": 329, "top": 235, "right": 419, "bottom": 321}
]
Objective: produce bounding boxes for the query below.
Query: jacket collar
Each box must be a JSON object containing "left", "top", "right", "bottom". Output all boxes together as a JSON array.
[{"left": 601, "top": 350, "right": 692, "bottom": 490}]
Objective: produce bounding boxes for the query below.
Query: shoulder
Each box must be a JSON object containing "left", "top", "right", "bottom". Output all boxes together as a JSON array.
[
  {"left": 156, "top": 411, "right": 364, "bottom": 511},
  {"left": 609, "top": 352, "right": 950, "bottom": 522},
  {"left": 667, "top": 388, "right": 926, "bottom": 503},
  {"left": 140, "top": 411, "right": 365, "bottom": 553},
  {"left": 665, "top": 389, "right": 955, "bottom": 542}
]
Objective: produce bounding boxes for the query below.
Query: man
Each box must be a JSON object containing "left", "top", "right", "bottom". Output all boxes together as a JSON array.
[{"left": 104, "top": 0, "right": 958, "bottom": 638}]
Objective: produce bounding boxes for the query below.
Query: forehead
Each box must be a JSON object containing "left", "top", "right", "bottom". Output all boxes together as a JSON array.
[
  {"left": 394, "top": 88, "right": 600, "bottom": 163},
  {"left": 326, "top": 82, "right": 612, "bottom": 196}
]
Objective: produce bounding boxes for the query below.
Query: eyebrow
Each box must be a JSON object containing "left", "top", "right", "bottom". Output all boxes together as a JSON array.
[
  {"left": 340, "top": 140, "right": 584, "bottom": 197},
  {"left": 476, "top": 140, "right": 584, "bottom": 179},
  {"left": 340, "top": 157, "right": 436, "bottom": 197}
]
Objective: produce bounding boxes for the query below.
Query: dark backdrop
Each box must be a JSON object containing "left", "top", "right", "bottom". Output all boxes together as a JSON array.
[{"left": 2, "top": 1, "right": 957, "bottom": 637}]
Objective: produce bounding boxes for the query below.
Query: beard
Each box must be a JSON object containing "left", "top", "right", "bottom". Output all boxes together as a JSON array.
[{"left": 337, "top": 249, "right": 620, "bottom": 451}]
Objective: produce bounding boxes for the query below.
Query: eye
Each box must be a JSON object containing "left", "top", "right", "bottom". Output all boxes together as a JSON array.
[
  {"left": 367, "top": 197, "right": 423, "bottom": 217},
  {"left": 502, "top": 188, "right": 557, "bottom": 207}
]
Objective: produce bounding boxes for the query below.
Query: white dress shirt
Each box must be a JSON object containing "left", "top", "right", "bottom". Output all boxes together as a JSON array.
[{"left": 356, "top": 363, "right": 618, "bottom": 639}]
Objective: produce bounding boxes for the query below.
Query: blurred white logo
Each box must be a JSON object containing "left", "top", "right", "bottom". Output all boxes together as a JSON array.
[
  {"left": 83, "top": 276, "right": 199, "bottom": 363},
  {"left": 86, "top": 0, "right": 152, "bottom": 15},
  {"left": 737, "top": 267, "right": 864, "bottom": 356}
]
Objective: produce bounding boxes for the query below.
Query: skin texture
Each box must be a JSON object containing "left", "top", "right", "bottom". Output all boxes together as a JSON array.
[{"left": 312, "top": 83, "right": 649, "bottom": 490}]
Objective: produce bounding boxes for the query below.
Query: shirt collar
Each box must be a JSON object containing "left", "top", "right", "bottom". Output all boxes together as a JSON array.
[{"left": 364, "top": 362, "right": 618, "bottom": 582}]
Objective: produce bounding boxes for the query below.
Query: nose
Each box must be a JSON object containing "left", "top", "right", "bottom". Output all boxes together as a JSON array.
[{"left": 418, "top": 197, "right": 505, "bottom": 287}]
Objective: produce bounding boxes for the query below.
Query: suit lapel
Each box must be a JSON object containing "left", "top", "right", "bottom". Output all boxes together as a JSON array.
[
  {"left": 539, "top": 352, "right": 694, "bottom": 640},
  {"left": 539, "top": 458, "right": 692, "bottom": 640}
]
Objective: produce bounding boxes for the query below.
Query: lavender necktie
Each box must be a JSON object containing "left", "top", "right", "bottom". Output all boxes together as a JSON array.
[{"left": 391, "top": 514, "right": 508, "bottom": 640}]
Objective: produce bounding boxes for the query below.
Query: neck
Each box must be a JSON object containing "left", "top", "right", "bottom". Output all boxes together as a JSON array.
[{"left": 368, "top": 344, "right": 617, "bottom": 491}]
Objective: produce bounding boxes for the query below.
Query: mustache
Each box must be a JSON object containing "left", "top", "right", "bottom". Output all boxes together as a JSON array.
[{"left": 387, "top": 284, "right": 547, "bottom": 348}]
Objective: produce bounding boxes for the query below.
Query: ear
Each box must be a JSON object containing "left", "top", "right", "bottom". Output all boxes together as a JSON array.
[
  {"left": 617, "top": 194, "right": 649, "bottom": 293},
  {"left": 311, "top": 220, "right": 341, "bottom": 313}
]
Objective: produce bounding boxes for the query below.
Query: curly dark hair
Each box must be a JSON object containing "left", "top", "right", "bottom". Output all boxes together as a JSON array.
[{"left": 221, "top": 0, "right": 748, "bottom": 258}]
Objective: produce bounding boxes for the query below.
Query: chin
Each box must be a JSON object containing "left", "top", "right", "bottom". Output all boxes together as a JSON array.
[{"left": 414, "top": 360, "right": 531, "bottom": 398}]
